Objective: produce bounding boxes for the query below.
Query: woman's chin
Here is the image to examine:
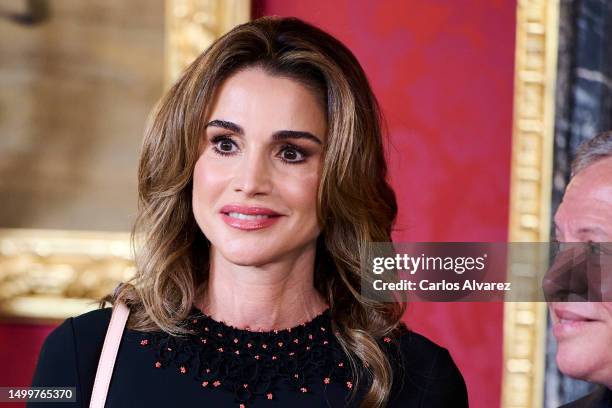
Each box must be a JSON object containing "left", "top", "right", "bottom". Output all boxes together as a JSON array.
[{"left": 217, "top": 244, "right": 279, "bottom": 267}]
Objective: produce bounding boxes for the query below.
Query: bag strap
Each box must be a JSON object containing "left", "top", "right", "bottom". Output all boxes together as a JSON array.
[{"left": 89, "top": 301, "right": 130, "bottom": 408}]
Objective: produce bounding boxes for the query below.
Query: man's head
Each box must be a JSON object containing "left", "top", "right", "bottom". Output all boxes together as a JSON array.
[{"left": 550, "top": 131, "right": 612, "bottom": 388}]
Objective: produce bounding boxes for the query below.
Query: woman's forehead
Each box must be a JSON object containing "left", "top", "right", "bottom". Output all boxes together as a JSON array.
[{"left": 207, "top": 67, "right": 327, "bottom": 138}]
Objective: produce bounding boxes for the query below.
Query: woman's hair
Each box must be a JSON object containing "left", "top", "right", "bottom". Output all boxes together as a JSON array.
[{"left": 101, "top": 16, "right": 406, "bottom": 407}]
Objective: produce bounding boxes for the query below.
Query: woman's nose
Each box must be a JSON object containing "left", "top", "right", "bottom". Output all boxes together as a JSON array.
[{"left": 232, "top": 149, "right": 273, "bottom": 196}]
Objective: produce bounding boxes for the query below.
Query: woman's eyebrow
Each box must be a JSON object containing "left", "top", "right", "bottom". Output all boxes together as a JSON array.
[
  {"left": 206, "top": 119, "right": 243, "bottom": 134},
  {"left": 205, "top": 119, "right": 322, "bottom": 145},
  {"left": 272, "top": 130, "right": 322, "bottom": 145}
]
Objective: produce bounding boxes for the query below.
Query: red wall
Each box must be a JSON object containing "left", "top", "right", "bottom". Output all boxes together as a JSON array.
[
  {"left": 0, "top": 323, "right": 55, "bottom": 408},
  {"left": 253, "top": 1, "right": 516, "bottom": 407},
  {"left": 1, "top": 2, "right": 515, "bottom": 408}
]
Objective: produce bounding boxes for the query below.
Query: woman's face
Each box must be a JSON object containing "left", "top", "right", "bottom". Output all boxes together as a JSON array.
[{"left": 192, "top": 67, "right": 327, "bottom": 267}]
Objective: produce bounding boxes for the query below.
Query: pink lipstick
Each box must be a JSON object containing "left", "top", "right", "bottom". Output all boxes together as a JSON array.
[{"left": 219, "top": 204, "right": 283, "bottom": 231}]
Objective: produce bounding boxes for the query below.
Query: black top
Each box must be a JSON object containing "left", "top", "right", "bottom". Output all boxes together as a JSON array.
[
  {"left": 28, "top": 306, "right": 468, "bottom": 407},
  {"left": 560, "top": 387, "right": 612, "bottom": 408}
]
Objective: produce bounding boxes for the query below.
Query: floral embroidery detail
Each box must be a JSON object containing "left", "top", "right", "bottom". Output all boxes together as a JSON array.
[{"left": 135, "top": 306, "right": 407, "bottom": 406}]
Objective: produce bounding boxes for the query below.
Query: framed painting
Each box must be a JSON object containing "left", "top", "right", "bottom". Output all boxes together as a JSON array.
[{"left": 0, "top": 0, "right": 250, "bottom": 322}]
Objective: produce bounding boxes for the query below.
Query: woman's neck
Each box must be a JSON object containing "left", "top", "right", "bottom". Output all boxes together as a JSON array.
[{"left": 196, "top": 245, "right": 328, "bottom": 331}]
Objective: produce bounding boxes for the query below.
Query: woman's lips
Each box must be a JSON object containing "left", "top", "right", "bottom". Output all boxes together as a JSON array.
[
  {"left": 552, "top": 307, "right": 601, "bottom": 338},
  {"left": 219, "top": 205, "right": 283, "bottom": 231}
]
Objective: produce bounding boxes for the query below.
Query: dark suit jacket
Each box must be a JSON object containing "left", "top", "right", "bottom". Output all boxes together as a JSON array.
[{"left": 560, "top": 386, "right": 612, "bottom": 408}]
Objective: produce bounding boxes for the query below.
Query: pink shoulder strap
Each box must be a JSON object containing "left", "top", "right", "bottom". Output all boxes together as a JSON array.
[{"left": 89, "top": 301, "right": 130, "bottom": 408}]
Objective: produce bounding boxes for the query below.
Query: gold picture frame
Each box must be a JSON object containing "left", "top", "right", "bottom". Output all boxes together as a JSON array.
[
  {"left": 0, "top": 0, "right": 250, "bottom": 323},
  {"left": 502, "top": 0, "right": 559, "bottom": 407}
]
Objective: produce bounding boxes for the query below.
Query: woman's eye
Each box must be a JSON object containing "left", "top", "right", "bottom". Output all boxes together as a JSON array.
[
  {"left": 218, "top": 140, "right": 234, "bottom": 152},
  {"left": 279, "top": 146, "right": 306, "bottom": 163},
  {"left": 211, "top": 136, "right": 237, "bottom": 155}
]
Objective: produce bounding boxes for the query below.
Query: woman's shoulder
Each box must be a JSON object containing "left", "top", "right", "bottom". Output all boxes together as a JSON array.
[
  {"left": 386, "top": 326, "right": 469, "bottom": 407},
  {"left": 45, "top": 307, "right": 112, "bottom": 346},
  {"left": 70, "top": 306, "right": 113, "bottom": 337},
  {"left": 40, "top": 306, "right": 112, "bottom": 351},
  {"left": 29, "top": 307, "right": 114, "bottom": 405},
  {"left": 394, "top": 327, "right": 457, "bottom": 371},
  {"left": 32, "top": 308, "right": 112, "bottom": 379}
]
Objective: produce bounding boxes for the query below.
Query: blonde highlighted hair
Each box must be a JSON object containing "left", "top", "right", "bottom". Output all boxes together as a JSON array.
[{"left": 101, "top": 16, "right": 406, "bottom": 407}]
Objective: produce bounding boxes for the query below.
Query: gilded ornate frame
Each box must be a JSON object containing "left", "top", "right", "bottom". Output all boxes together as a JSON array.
[
  {"left": 502, "top": 1, "right": 559, "bottom": 407},
  {"left": 0, "top": 0, "right": 250, "bottom": 323}
]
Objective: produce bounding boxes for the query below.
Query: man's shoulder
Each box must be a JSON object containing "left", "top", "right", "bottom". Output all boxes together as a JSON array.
[{"left": 560, "top": 386, "right": 612, "bottom": 408}]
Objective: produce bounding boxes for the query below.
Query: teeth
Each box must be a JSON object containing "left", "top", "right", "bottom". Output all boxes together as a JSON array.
[{"left": 227, "top": 212, "right": 271, "bottom": 220}]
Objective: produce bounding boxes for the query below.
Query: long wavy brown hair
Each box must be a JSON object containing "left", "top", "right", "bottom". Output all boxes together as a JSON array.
[{"left": 101, "top": 16, "right": 406, "bottom": 407}]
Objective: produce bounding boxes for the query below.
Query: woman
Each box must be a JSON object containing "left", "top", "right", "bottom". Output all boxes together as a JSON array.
[{"left": 30, "top": 16, "right": 468, "bottom": 407}]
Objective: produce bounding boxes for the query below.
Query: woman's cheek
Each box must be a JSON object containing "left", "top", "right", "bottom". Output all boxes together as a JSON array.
[{"left": 281, "top": 171, "right": 319, "bottom": 206}]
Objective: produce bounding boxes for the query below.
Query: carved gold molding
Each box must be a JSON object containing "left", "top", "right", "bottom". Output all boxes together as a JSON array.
[
  {"left": 503, "top": 1, "right": 559, "bottom": 407},
  {"left": 165, "top": 0, "right": 251, "bottom": 85},
  {"left": 0, "top": 0, "right": 250, "bottom": 322},
  {"left": 0, "top": 229, "right": 133, "bottom": 322}
]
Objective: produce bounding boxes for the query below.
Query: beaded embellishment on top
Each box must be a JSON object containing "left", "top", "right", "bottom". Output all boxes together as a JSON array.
[{"left": 136, "top": 307, "right": 369, "bottom": 407}]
